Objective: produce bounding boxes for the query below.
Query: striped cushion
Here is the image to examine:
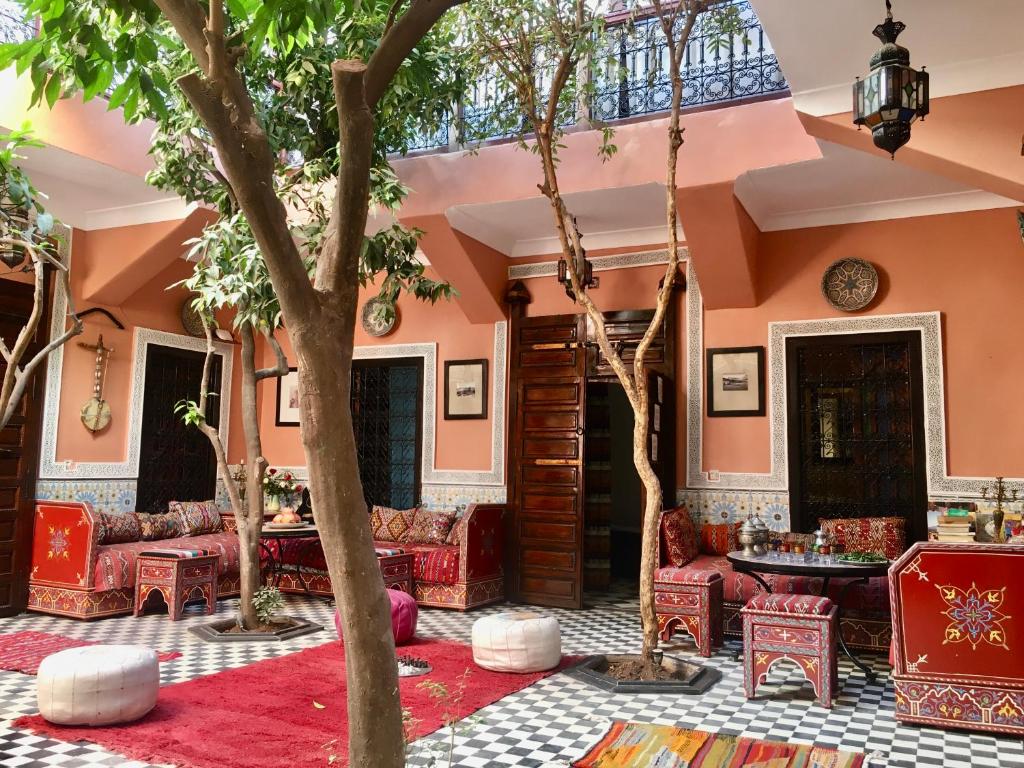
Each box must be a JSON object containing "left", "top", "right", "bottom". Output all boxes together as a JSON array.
[
  {"left": 654, "top": 566, "right": 722, "bottom": 585},
  {"left": 745, "top": 594, "right": 834, "bottom": 615}
]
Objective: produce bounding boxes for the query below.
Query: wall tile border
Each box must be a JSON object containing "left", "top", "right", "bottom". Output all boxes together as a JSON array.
[{"left": 507, "top": 248, "right": 683, "bottom": 280}]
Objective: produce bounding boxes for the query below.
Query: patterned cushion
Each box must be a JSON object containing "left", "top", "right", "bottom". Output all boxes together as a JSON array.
[
  {"left": 169, "top": 500, "right": 224, "bottom": 537},
  {"left": 406, "top": 508, "right": 457, "bottom": 545},
  {"left": 654, "top": 566, "right": 722, "bottom": 585},
  {"left": 370, "top": 506, "right": 417, "bottom": 543},
  {"left": 700, "top": 522, "right": 741, "bottom": 555},
  {"left": 137, "top": 512, "right": 182, "bottom": 541},
  {"left": 745, "top": 593, "right": 834, "bottom": 615},
  {"left": 97, "top": 513, "right": 142, "bottom": 545},
  {"left": 407, "top": 544, "right": 460, "bottom": 585},
  {"left": 820, "top": 516, "right": 906, "bottom": 560},
  {"left": 660, "top": 507, "right": 699, "bottom": 567},
  {"left": 93, "top": 531, "right": 239, "bottom": 591},
  {"left": 445, "top": 515, "right": 468, "bottom": 547}
]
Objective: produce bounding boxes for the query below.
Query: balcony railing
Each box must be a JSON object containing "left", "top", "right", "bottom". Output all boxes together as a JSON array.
[
  {"left": 0, "top": 0, "right": 33, "bottom": 44},
  {"left": 397, "top": 0, "right": 788, "bottom": 155}
]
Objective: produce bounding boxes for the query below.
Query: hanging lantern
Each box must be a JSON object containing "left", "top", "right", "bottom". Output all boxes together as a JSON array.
[
  {"left": 852, "top": 0, "right": 929, "bottom": 157},
  {"left": 556, "top": 216, "right": 596, "bottom": 302}
]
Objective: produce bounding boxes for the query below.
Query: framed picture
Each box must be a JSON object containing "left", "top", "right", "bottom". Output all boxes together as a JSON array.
[
  {"left": 444, "top": 359, "right": 488, "bottom": 420},
  {"left": 706, "top": 346, "right": 765, "bottom": 417},
  {"left": 275, "top": 367, "right": 301, "bottom": 426}
]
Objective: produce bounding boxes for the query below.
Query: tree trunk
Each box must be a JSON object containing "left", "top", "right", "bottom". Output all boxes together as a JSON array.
[
  {"left": 292, "top": 310, "right": 402, "bottom": 768},
  {"left": 633, "top": 382, "right": 664, "bottom": 663},
  {"left": 237, "top": 322, "right": 266, "bottom": 630}
]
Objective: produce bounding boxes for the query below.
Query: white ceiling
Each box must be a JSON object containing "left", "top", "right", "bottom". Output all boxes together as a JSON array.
[
  {"left": 735, "top": 140, "right": 1021, "bottom": 232},
  {"left": 15, "top": 143, "right": 191, "bottom": 230},
  {"left": 446, "top": 183, "right": 682, "bottom": 258},
  {"left": 751, "top": 0, "right": 1024, "bottom": 116}
]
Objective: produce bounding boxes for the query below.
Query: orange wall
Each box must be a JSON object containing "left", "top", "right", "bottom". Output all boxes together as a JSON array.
[
  {"left": 252, "top": 269, "right": 501, "bottom": 472},
  {"left": 699, "top": 207, "right": 1024, "bottom": 479}
]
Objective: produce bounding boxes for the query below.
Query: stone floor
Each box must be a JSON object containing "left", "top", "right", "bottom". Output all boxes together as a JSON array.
[{"left": 0, "top": 590, "right": 1022, "bottom": 767}]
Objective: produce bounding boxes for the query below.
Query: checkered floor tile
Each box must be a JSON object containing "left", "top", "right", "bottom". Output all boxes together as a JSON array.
[{"left": 1, "top": 590, "right": 1022, "bottom": 767}]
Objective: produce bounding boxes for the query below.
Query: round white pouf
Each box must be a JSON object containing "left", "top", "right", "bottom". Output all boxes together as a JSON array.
[
  {"left": 37, "top": 645, "right": 159, "bottom": 726},
  {"left": 472, "top": 611, "right": 561, "bottom": 673}
]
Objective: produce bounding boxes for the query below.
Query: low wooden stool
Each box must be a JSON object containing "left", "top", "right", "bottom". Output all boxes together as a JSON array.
[
  {"left": 135, "top": 549, "right": 220, "bottom": 620},
  {"left": 375, "top": 548, "right": 414, "bottom": 594},
  {"left": 654, "top": 566, "right": 724, "bottom": 657},
  {"left": 741, "top": 593, "right": 838, "bottom": 708}
]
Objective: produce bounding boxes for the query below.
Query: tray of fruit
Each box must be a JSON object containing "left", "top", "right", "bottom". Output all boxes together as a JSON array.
[
  {"left": 835, "top": 551, "right": 888, "bottom": 564},
  {"left": 264, "top": 510, "right": 310, "bottom": 529}
]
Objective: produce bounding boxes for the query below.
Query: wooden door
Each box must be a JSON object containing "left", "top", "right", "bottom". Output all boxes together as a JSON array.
[
  {"left": 0, "top": 279, "right": 49, "bottom": 616},
  {"left": 507, "top": 314, "right": 587, "bottom": 608},
  {"left": 136, "top": 345, "right": 221, "bottom": 513}
]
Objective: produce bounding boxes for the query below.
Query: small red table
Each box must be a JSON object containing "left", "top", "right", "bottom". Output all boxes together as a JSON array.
[{"left": 135, "top": 550, "right": 220, "bottom": 620}]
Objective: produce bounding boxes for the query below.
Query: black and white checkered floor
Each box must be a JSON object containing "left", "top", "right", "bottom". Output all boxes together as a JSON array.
[{"left": 1, "top": 591, "right": 1022, "bottom": 768}]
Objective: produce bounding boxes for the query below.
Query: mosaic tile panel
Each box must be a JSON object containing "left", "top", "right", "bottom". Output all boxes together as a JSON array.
[
  {"left": 677, "top": 488, "right": 791, "bottom": 531},
  {"left": 35, "top": 479, "right": 137, "bottom": 516},
  {"left": 421, "top": 484, "right": 507, "bottom": 510}
]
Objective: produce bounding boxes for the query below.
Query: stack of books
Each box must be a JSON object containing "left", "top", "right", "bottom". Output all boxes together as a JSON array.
[{"left": 935, "top": 513, "right": 976, "bottom": 543}]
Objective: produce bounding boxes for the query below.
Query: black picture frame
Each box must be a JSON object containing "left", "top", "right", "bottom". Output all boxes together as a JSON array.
[
  {"left": 275, "top": 367, "right": 301, "bottom": 426},
  {"left": 444, "top": 359, "right": 488, "bottom": 420},
  {"left": 706, "top": 346, "right": 765, "bottom": 417}
]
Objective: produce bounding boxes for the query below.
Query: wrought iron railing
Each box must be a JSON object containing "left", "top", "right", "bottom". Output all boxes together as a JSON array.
[
  {"left": 0, "top": 0, "right": 33, "bottom": 44},
  {"left": 398, "top": 0, "right": 787, "bottom": 155}
]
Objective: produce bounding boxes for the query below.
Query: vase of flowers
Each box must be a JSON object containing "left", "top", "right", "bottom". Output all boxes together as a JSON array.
[{"left": 263, "top": 468, "right": 303, "bottom": 514}]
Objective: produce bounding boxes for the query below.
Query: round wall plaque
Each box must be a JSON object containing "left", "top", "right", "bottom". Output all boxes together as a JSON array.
[
  {"left": 181, "top": 301, "right": 206, "bottom": 337},
  {"left": 821, "top": 258, "right": 879, "bottom": 312},
  {"left": 361, "top": 297, "right": 398, "bottom": 337}
]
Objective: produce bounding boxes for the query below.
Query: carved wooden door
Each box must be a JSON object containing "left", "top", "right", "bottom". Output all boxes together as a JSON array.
[
  {"left": 136, "top": 345, "right": 221, "bottom": 513},
  {"left": 507, "top": 314, "right": 587, "bottom": 608},
  {"left": 0, "top": 279, "right": 48, "bottom": 616}
]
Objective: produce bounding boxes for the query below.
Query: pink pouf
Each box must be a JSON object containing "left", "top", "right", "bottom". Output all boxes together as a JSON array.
[{"left": 334, "top": 588, "right": 418, "bottom": 645}]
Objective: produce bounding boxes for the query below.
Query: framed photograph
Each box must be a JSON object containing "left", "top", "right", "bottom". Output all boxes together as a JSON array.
[
  {"left": 275, "top": 367, "right": 302, "bottom": 426},
  {"left": 706, "top": 346, "right": 766, "bottom": 417},
  {"left": 444, "top": 359, "right": 488, "bottom": 420}
]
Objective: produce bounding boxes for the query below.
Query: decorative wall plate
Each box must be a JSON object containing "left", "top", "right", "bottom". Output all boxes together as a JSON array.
[
  {"left": 821, "top": 258, "right": 879, "bottom": 312},
  {"left": 361, "top": 297, "right": 398, "bottom": 337},
  {"left": 181, "top": 300, "right": 206, "bottom": 337}
]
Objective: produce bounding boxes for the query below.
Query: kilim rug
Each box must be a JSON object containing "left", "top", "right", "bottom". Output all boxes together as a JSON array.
[
  {"left": 16, "top": 637, "right": 570, "bottom": 767},
  {"left": 0, "top": 631, "right": 182, "bottom": 675},
  {"left": 574, "top": 721, "right": 866, "bottom": 767}
]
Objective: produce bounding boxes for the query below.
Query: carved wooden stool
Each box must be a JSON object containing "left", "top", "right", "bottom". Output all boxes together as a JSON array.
[
  {"left": 135, "top": 550, "right": 220, "bottom": 621},
  {"left": 742, "top": 593, "right": 838, "bottom": 708},
  {"left": 654, "top": 566, "right": 723, "bottom": 657}
]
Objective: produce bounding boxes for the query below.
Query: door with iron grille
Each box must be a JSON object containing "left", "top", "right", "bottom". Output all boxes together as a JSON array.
[
  {"left": 351, "top": 358, "right": 423, "bottom": 509},
  {"left": 786, "top": 331, "right": 927, "bottom": 541}
]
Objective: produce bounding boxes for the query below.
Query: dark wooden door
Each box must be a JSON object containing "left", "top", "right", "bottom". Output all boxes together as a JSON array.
[
  {"left": 786, "top": 331, "right": 927, "bottom": 541},
  {"left": 507, "top": 314, "right": 587, "bottom": 608},
  {"left": 136, "top": 345, "right": 221, "bottom": 513},
  {"left": 0, "top": 278, "right": 49, "bottom": 616}
]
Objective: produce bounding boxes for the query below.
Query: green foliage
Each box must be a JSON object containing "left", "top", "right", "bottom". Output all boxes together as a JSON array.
[
  {"left": 174, "top": 394, "right": 215, "bottom": 427},
  {"left": 252, "top": 586, "right": 285, "bottom": 624}
]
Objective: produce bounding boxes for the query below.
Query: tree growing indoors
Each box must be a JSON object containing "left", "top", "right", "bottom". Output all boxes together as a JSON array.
[
  {"left": 0, "top": 126, "right": 82, "bottom": 430},
  {"left": 1, "top": 0, "right": 464, "bottom": 763},
  {"left": 464, "top": 0, "right": 740, "bottom": 673}
]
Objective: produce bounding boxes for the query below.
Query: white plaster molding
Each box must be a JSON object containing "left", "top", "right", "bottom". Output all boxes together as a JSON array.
[
  {"left": 40, "top": 323, "right": 234, "bottom": 479},
  {"left": 793, "top": 51, "right": 1024, "bottom": 118},
  {"left": 509, "top": 225, "right": 679, "bottom": 259},
  {"left": 684, "top": 263, "right": 1021, "bottom": 497},
  {"left": 753, "top": 190, "right": 1021, "bottom": 233},
  {"left": 508, "top": 249, "right": 679, "bottom": 280},
  {"left": 82, "top": 198, "right": 200, "bottom": 231}
]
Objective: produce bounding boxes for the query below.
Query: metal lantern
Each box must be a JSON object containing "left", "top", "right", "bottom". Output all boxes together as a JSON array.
[
  {"left": 556, "top": 216, "right": 596, "bottom": 302},
  {"left": 852, "top": 0, "right": 929, "bottom": 157}
]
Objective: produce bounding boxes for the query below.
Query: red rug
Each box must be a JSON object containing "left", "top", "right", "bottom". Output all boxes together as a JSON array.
[
  {"left": 0, "top": 631, "right": 181, "bottom": 675},
  {"left": 16, "top": 638, "right": 567, "bottom": 767}
]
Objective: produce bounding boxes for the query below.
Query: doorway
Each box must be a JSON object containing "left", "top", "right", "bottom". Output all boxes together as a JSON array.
[
  {"left": 584, "top": 381, "right": 642, "bottom": 593},
  {"left": 136, "top": 344, "right": 222, "bottom": 513},
  {"left": 0, "top": 278, "right": 49, "bottom": 616},
  {"left": 785, "top": 331, "right": 928, "bottom": 542}
]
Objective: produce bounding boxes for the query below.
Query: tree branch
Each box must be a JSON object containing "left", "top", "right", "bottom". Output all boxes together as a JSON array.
[
  {"left": 255, "top": 328, "right": 289, "bottom": 380},
  {"left": 364, "top": 0, "right": 468, "bottom": 108}
]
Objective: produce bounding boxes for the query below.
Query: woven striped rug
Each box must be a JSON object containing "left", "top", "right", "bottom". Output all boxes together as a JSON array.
[
  {"left": 574, "top": 721, "right": 865, "bottom": 767},
  {"left": 0, "top": 631, "right": 181, "bottom": 675}
]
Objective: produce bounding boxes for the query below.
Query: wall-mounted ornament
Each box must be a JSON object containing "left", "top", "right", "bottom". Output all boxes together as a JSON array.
[
  {"left": 79, "top": 335, "right": 113, "bottom": 433},
  {"left": 821, "top": 258, "right": 879, "bottom": 312},
  {"left": 181, "top": 300, "right": 205, "bottom": 337},
  {"left": 361, "top": 297, "right": 398, "bottom": 337}
]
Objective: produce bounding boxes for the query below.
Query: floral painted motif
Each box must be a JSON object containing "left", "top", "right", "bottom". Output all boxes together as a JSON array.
[
  {"left": 937, "top": 583, "right": 1009, "bottom": 650},
  {"left": 47, "top": 526, "right": 71, "bottom": 560}
]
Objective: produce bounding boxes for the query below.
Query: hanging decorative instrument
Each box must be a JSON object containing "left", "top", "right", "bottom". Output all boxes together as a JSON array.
[{"left": 79, "top": 335, "right": 113, "bottom": 433}]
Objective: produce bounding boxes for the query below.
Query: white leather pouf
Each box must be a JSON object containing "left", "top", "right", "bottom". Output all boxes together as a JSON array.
[
  {"left": 37, "top": 645, "right": 159, "bottom": 725},
  {"left": 472, "top": 611, "right": 561, "bottom": 673}
]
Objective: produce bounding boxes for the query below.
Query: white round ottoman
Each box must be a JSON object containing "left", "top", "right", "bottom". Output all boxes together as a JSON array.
[
  {"left": 472, "top": 611, "right": 561, "bottom": 673},
  {"left": 37, "top": 645, "right": 159, "bottom": 726}
]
